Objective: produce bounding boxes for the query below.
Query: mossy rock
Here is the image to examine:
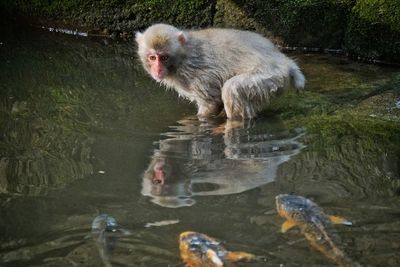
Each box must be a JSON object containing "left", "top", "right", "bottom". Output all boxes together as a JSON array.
[
  {"left": 2, "top": 0, "right": 216, "bottom": 32},
  {"left": 345, "top": 1, "right": 400, "bottom": 63},
  {"left": 2, "top": 0, "right": 400, "bottom": 62},
  {"left": 131, "top": 0, "right": 216, "bottom": 30},
  {"left": 352, "top": 0, "right": 400, "bottom": 32},
  {"left": 214, "top": 0, "right": 261, "bottom": 32},
  {"left": 214, "top": 0, "right": 353, "bottom": 48}
]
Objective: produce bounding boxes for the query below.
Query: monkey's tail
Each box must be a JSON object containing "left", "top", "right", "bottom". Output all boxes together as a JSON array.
[{"left": 289, "top": 65, "right": 306, "bottom": 90}]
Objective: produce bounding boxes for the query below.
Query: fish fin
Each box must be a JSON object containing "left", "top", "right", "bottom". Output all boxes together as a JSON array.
[
  {"left": 281, "top": 220, "right": 297, "bottom": 233},
  {"left": 206, "top": 249, "right": 224, "bottom": 267},
  {"left": 329, "top": 215, "right": 353, "bottom": 226},
  {"left": 225, "top": 251, "right": 255, "bottom": 262}
]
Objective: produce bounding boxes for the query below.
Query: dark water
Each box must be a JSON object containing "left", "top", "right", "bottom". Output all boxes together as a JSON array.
[{"left": 1, "top": 21, "right": 400, "bottom": 267}]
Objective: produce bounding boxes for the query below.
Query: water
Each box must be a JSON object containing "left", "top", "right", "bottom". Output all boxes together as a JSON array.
[{"left": 0, "top": 21, "right": 400, "bottom": 267}]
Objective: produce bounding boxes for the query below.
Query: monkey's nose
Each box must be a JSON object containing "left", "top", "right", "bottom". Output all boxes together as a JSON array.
[{"left": 153, "top": 169, "right": 165, "bottom": 185}]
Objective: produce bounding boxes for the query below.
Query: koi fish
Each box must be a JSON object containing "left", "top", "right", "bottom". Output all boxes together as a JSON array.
[
  {"left": 179, "top": 231, "right": 255, "bottom": 267},
  {"left": 276, "top": 194, "right": 360, "bottom": 267}
]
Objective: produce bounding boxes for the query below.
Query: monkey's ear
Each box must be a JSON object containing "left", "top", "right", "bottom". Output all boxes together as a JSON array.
[
  {"left": 177, "top": 32, "right": 187, "bottom": 46},
  {"left": 135, "top": 32, "right": 143, "bottom": 44}
]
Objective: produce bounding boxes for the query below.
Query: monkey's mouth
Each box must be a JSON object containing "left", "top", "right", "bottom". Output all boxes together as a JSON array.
[{"left": 152, "top": 72, "right": 165, "bottom": 81}]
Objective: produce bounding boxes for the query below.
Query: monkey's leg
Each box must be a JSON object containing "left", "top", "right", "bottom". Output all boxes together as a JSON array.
[
  {"left": 196, "top": 100, "right": 223, "bottom": 118},
  {"left": 221, "top": 73, "right": 284, "bottom": 119}
]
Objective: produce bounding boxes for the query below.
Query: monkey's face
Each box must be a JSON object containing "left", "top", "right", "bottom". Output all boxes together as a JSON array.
[
  {"left": 136, "top": 24, "right": 187, "bottom": 82},
  {"left": 145, "top": 50, "right": 170, "bottom": 81}
]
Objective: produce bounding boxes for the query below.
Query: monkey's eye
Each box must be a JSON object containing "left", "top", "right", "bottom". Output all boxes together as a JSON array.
[
  {"left": 148, "top": 55, "right": 157, "bottom": 61},
  {"left": 160, "top": 55, "right": 169, "bottom": 62}
]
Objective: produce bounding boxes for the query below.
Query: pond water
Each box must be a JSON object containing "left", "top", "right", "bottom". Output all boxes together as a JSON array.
[{"left": 0, "top": 20, "right": 400, "bottom": 267}]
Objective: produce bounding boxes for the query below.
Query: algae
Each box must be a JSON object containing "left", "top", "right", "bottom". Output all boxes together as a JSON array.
[{"left": 267, "top": 71, "right": 400, "bottom": 153}]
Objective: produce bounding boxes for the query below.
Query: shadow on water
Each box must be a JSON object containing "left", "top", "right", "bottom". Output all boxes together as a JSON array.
[
  {"left": 0, "top": 18, "right": 400, "bottom": 267},
  {"left": 142, "top": 116, "right": 305, "bottom": 208}
]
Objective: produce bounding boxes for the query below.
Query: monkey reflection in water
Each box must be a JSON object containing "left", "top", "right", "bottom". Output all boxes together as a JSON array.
[{"left": 142, "top": 117, "right": 304, "bottom": 208}]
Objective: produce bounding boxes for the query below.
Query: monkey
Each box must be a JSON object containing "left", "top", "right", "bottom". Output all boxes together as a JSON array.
[{"left": 136, "top": 23, "right": 305, "bottom": 120}]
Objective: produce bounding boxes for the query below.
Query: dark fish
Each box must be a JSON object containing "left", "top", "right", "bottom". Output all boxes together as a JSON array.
[{"left": 91, "top": 214, "right": 130, "bottom": 266}]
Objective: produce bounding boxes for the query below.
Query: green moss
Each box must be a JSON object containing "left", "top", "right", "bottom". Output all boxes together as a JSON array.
[
  {"left": 132, "top": 0, "right": 215, "bottom": 29},
  {"left": 305, "top": 112, "right": 400, "bottom": 144},
  {"left": 215, "top": 0, "right": 400, "bottom": 62},
  {"left": 278, "top": 0, "right": 353, "bottom": 48},
  {"left": 2, "top": 0, "right": 216, "bottom": 32},
  {"left": 263, "top": 71, "right": 400, "bottom": 152},
  {"left": 2, "top": 0, "right": 400, "bottom": 62},
  {"left": 215, "top": 0, "right": 354, "bottom": 47},
  {"left": 264, "top": 91, "right": 337, "bottom": 119},
  {"left": 353, "top": 0, "right": 400, "bottom": 32},
  {"left": 344, "top": 0, "right": 400, "bottom": 62},
  {"left": 214, "top": 0, "right": 260, "bottom": 32}
]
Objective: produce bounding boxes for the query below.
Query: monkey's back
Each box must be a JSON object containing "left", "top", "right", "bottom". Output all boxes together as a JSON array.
[
  {"left": 191, "top": 28, "right": 275, "bottom": 51},
  {"left": 188, "top": 28, "right": 295, "bottom": 75}
]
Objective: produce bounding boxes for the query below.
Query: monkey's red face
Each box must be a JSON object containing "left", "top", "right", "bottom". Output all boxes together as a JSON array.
[{"left": 147, "top": 51, "right": 170, "bottom": 81}]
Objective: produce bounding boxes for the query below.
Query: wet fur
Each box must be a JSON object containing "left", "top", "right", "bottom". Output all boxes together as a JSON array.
[{"left": 136, "top": 24, "right": 305, "bottom": 119}]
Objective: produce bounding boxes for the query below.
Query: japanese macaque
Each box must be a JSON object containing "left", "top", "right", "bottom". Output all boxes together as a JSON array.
[{"left": 136, "top": 24, "right": 305, "bottom": 120}]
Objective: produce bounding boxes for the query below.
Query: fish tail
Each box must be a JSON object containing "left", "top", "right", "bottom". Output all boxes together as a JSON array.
[
  {"left": 336, "top": 255, "right": 362, "bottom": 267},
  {"left": 225, "top": 251, "right": 255, "bottom": 262},
  {"left": 329, "top": 215, "right": 353, "bottom": 226},
  {"left": 323, "top": 244, "right": 361, "bottom": 267}
]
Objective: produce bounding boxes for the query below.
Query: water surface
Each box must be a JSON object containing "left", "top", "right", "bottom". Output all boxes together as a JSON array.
[{"left": 0, "top": 22, "right": 400, "bottom": 266}]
